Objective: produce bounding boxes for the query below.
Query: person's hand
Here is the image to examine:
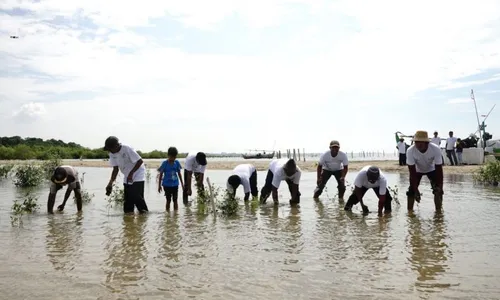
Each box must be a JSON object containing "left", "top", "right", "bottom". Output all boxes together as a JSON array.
[
  {"left": 158, "top": 186, "right": 162, "bottom": 193},
  {"left": 105, "top": 184, "right": 113, "bottom": 196},
  {"left": 127, "top": 172, "right": 134, "bottom": 183}
]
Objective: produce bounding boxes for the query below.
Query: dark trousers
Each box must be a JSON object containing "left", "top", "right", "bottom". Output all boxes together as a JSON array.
[
  {"left": 313, "top": 169, "right": 346, "bottom": 198},
  {"left": 399, "top": 153, "right": 407, "bottom": 166},
  {"left": 182, "top": 170, "right": 204, "bottom": 203},
  {"left": 249, "top": 170, "right": 258, "bottom": 197},
  {"left": 446, "top": 150, "right": 457, "bottom": 166},
  {"left": 406, "top": 170, "right": 438, "bottom": 196},
  {"left": 260, "top": 170, "right": 301, "bottom": 203},
  {"left": 163, "top": 186, "right": 179, "bottom": 202},
  {"left": 345, "top": 186, "right": 393, "bottom": 212},
  {"left": 123, "top": 181, "right": 149, "bottom": 214}
]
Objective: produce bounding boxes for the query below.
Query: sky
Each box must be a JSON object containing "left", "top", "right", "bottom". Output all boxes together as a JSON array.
[{"left": 0, "top": 0, "right": 499, "bottom": 154}]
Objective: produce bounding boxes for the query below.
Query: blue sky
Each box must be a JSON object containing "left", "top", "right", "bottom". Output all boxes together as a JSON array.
[{"left": 0, "top": 0, "right": 499, "bottom": 153}]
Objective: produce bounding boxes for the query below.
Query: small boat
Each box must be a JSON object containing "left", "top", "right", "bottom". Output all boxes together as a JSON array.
[{"left": 242, "top": 149, "right": 275, "bottom": 159}]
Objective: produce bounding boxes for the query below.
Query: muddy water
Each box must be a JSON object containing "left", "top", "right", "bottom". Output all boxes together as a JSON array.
[{"left": 0, "top": 168, "right": 499, "bottom": 300}]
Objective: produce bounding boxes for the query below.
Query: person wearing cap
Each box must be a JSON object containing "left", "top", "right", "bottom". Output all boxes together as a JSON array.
[
  {"left": 406, "top": 130, "right": 444, "bottom": 211},
  {"left": 226, "top": 164, "right": 258, "bottom": 201},
  {"left": 47, "top": 165, "right": 83, "bottom": 214},
  {"left": 183, "top": 151, "right": 208, "bottom": 204},
  {"left": 313, "top": 140, "right": 348, "bottom": 200},
  {"left": 344, "top": 165, "right": 393, "bottom": 216},
  {"left": 260, "top": 158, "right": 301, "bottom": 206},
  {"left": 104, "top": 136, "right": 149, "bottom": 214}
]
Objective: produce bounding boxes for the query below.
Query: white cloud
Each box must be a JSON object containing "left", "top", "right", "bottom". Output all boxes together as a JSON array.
[{"left": 0, "top": 0, "right": 500, "bottom": 152}]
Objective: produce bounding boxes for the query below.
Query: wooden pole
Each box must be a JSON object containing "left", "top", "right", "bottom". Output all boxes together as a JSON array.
[
  {"left": 303, "top": 148, "right": 306, "bottom": 161},
  {"left": 293, "top": 149, "right": 296, "bottom": 160},
  {"left": 298, "top": 148, "right": 301, "bottom": 161}
]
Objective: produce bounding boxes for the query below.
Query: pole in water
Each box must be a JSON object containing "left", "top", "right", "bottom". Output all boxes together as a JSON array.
[{"left": 206, "top": 177, "right": 217, "bottom": 218}]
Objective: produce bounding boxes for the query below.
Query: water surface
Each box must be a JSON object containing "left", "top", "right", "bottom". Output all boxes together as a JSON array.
[{"left": 1, "top": 168, "right": 499, "bottom": 299}]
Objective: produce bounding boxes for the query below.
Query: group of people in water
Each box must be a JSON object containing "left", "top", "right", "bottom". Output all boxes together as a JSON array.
[{"left": 47, "top": 130, "right": 445, "bottom": 216}]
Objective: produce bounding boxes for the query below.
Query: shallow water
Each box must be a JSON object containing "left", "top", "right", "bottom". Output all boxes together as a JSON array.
[{"left": 1, "top": 168, "right": 499, "bottom": 300}]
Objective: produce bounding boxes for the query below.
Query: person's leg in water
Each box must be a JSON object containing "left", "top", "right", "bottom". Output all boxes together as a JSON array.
[
  {"left": 344, "top": 186, "right": 368, "bottom": 213},
  {"left": 332, "top": 170, "right": 346, "bottom": 200},
  {"left": 249, "top": 170, "right": 258, "bottom": 200},
  {"left": 313, "top": 170, "right": 333, "bottom": 198},
  {"left": 131, "top": 181, "right": 148, "bottom": 213},
  {"left": 406, "top": 172, "right": 424, "bottom": 211},
  {"left": 73, "top": 183, "right": 83, "bottom": 212},
  {"left": 285, "top": 178, "right": 301, "bottom": 205},
  {"left": 123, "top": 183, "right": 135, "bottom": 215},
  {"left": 182, "top": 169, "right": 190, "bottom": 205},
  {"left": 446, "top": 150, "right": 454, "bottom": 166},
  {"left": 373, "top": 187, "right": 393, "bottom": 214},
  {"left": 425, "top": 171, "right": 443, "bottom": 211},
  {"left": 172, "top": 186, "right": 179, "bottom": 210},
  {"left": 164, "top": 186, "right": 172, "bottom": 211},
  {"left": 259, "top": 170, "right": 274, "bottom": 204}
]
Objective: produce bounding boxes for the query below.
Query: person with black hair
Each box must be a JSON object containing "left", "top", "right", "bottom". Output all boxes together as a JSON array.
[
  {"left": 104, "top": 136, "right": 149, "bottom": 214},
  {"left": 158, "top": 147, "right": 184, "bottom": 211},
  {"left": 47, "top": 165, "right": 83, "bottom": 214},
  {"left": 183, "top": 151, "right": 207, "bottom": 204},
  {"left": 259, "top": 158, "right": 301, "bottom": 206},
  {"left": 344, "top": 165, "right": 393, "bottom": 216},
  {"left": 226, "top": 164, "right": 258, "bottom": 201}
]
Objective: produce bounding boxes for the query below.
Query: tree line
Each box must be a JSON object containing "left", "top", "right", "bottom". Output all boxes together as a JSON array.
[{"left": 0, "top": 136, "right": 190, "bottom": 160}]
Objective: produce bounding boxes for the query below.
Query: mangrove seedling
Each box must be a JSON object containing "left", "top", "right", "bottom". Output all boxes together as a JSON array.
[
  {"left": 106, "top": 183, "right": 125, "bottom": 209},
  {"left": 41, "top": 155, "right": 63, "bottom": 179},
  {"left": 11, "top": 191, "right": 40, "bottom": 225},
  {"left": 0, "top": 164, "right": 14, "bottom": 179},
  {"left": 75, "top": 189, "right": 94, "bottom": 204},
  {"left": 217, "top": 189, "right": 240, "bottom": 216},
  {"left": 12, "top": 164, "right": 45, "bottom": 187},
  {"left": 473, "top": 160, "right": 500, "bottom": 186}
]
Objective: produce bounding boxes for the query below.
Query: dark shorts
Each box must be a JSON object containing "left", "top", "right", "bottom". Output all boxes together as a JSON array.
[{"left": 163, "top": 186, "right": 179, "bottom": 200}]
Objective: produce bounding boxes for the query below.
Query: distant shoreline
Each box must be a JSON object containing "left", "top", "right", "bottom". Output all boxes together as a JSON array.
[{"left": 0, "top": 159, "right": 481, "bottom": 175}]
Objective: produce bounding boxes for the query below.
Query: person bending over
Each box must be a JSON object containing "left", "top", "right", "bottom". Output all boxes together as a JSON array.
[
  {"left": 226, "top": 163, "right": 258, "bottom": 201},
  {"left": 260, "top": 158, "right": 301, "bottom": 206},
  {"left": 183, "top": 151, "right": 207, "bottom": 204},
  {"left": 47, "top": 165, "right": 83, "bottom": 214}
]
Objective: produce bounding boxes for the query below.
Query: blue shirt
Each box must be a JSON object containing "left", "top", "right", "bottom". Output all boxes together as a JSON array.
[{"left": 159, "top": 160, "right": 182, "bottom": 187}]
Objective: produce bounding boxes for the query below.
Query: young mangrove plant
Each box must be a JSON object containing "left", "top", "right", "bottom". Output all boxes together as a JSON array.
[
  {"left": 11, "top": 191, "right": 40, "bottom": 225},
  {"left": 41, "top": 155, "right": 62, "bottom": 179},
  {"left": 106, "top": 183, "right": 125, "bottom": 209},
  {"left": 12, "top": 164, "right": 45, "bottom": 187},
  {"left": 473, "top": 160, "right": 500, "bottom": 186},
  {"left": 217, "top": 189, "right": 240, "bottom": 216},
  {"left": 75, "top": 189, "right": 95, "bottom": 204},
  {"left": 0, "top": 164, "right": 14, "bottom": 179}
]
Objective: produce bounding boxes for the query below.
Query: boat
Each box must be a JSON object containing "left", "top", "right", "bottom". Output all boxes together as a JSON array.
[{"left": 242, "top": 149, "right": 275, "bottom": 159}]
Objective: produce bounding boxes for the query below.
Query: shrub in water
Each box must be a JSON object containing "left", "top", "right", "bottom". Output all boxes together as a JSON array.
[
  {"left": 217, "top": 189, "right": 240, "bottom": 216},
  {"left": 41, "top": 156, "right": 62, "bottom": 179},
  {"left": 473, "top": 161, "right": 500, "bottom": 186},
  {"left": 75, "top": 189, "right": 95, "bottom": 204},
  {"left": 12, "top": 164, "right": 45, "bottom": 187},
  {"left": 106, "top": 183, "right": 124, "bottom": 209},
  {"left": 0, "top": 164, "right": 14, "bottom": 179},
  {"left": 11, "top": 191, "right": 40, "bottom": 225}
]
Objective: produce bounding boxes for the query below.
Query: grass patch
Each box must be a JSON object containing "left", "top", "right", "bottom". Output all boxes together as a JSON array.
[{"left": 473, "top": 161, "right": 500, "bottom": 186}]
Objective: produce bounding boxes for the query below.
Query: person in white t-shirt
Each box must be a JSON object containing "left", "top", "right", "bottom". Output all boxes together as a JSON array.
[
  {"left": 313, "top": 140, "right": 348, "bottom": 200},
  {"left": 182, "top": 151, "right": 207, "bottom": 204},
  {"left": 47, "top": 165, "right": 83, "bottom": 214},
  {"left": 344, "top": 166, "right": 393, "bottom": 216},
  {"left": 259, "top": 158, "right": 301, "bottom": 206},
  {"left": 431, "top": 131, "right": 442, "bottom": 146},
  {"left": 406, "top": 130, "right": 444, "bottom": 211},
  {"left": 397, "top": 138, "right": 407, "bottom": 166},
  {"left": 226, "top": 164, "right": 258, "bottom": 201},
  {"left": 445, "top": 131, "right": 458, "bottom": 166},
  {"left": 104, "top": 136, "right": 149, "bottom": 214}
]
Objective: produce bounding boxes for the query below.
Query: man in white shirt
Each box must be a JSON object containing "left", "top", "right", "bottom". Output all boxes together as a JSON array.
[
  {"left": 344, "top": 166, "right": 393, "bottom": 216},
  {"left": 397, "top": 138, "right": 407, "bottom": 166},
  {"left": 445, "top": 131, "right": 458, "bottom": 166},
  {"left": 104, "top": 136, "right": 149, "bottom": 214},
  {"left": 47, "top": 165, "right": 83, "bottom": 214},
  {"left": 226, "top": 164, "right": 258, "bottom": 201},
  {"left": 259, "top": 158, "right": 301, "bottom": 206},
  {"left": 182, "top": 151, "right": 207, "bottom": 204},
  {"left": 406, "top": 130, "right": 444, "bottom": 211},
  {"left": 431, "top": 131, "right": 441, "bottom": 146},
  {"left": 313, "top": 140, "right": 348, "bottom": 200}
]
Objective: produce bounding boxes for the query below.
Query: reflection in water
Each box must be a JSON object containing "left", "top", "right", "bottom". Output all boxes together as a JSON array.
[
  {"left": 354, "top": 215, "right": 392, "bottom": 262},
  {"left": 45, "top": 214, "right": 84, "bottom": 273},
  {"left": 102, "top": 215, "right": 149, "bottom": 295},
  {"left": 155, "top": 213, "right": 182, "bottom": 287},
  {"left": 406, "top": 212, "right": 452, "bottom": 291}
]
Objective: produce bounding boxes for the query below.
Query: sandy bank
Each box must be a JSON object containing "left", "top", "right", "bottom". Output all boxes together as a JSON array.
[{"left": 0, "top": 159, "right": 482, "bottom": 175}]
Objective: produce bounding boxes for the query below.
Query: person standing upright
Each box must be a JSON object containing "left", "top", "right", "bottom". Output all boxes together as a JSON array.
[
  {"left": 456, "top": 138, "right": 464, "bottom": 165},
  {"left": 445, "top": 131, "right": 458, "bottom": 166},
  {"left": 431, "top": 131, "right": 441, "bottom": 147},
  {"left": 313, "top": 140, "right": 348, "bottom": 200},
  {"left": 397, "top": 138, "right": 407, "bottom": 166},
  {"left": 104, "top": 136, "right": 149, "bottom": 215}
]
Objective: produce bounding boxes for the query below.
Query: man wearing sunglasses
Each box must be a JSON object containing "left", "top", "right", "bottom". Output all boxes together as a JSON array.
[{"left": 344, "top": 165, "right": 393, "bottom": 216}]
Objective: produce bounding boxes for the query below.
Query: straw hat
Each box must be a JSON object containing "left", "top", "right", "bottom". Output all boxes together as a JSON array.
[{"left": 413, "top": 130, "right": 430, "bottom": 142}]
